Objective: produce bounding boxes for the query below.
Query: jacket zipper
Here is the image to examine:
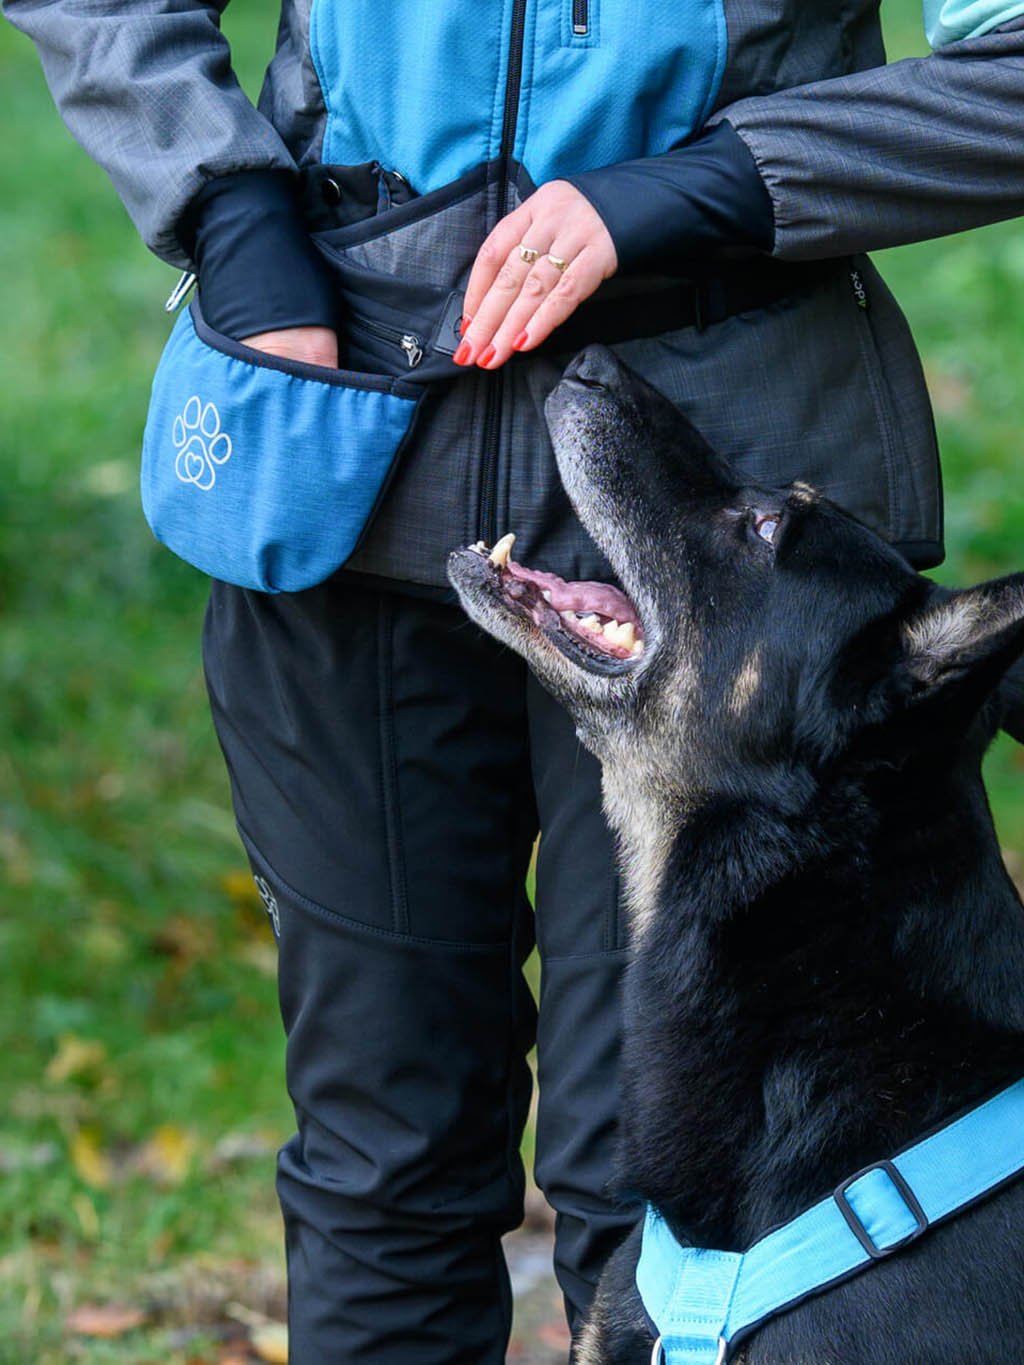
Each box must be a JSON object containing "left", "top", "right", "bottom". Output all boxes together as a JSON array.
[
  {"left": 349, "top": 314, "right": 424, "bottom": 368},
  {"left": 572, "top": 0, "right": 589, "bottom": 36},
  {"left": 479, "top": 0, "right": 529, "bottom": 547}
]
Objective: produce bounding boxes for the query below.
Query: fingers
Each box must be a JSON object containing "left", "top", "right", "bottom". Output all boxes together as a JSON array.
[
  {"left": 458, "top": 239, "right": 589, "bottom": 370},
  {"left": 456, "top": 182, "right": 617, "bottom": 371},
  {"left": 461, "top": 204, "right": 536, "bottom": 323},
  {"left": 513, "top": 246, "right": 604, "bottom": 352}
]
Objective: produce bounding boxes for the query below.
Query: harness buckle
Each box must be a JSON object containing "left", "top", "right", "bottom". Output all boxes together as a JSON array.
[
  {"left": 833, "top": 1159, "right": 929, "bottom": 1260},
  {"left": 649, "top": 1335, "right": 727, "bottom": 1364}
]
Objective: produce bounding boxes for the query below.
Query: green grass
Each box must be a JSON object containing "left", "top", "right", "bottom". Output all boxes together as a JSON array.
[
  {"left": 0, "top": 10, "right": 291, "bottom": 1362},
  {"left": 2, "top": 1, "right": 1024, "bottom": 1359}
]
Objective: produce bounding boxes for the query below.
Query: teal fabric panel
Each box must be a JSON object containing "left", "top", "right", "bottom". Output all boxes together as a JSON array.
[
  {"left": 637, "top": 1212, "right": 740, "bottom": 1362},
  {"left": 925, "top": 0, "right": 1024, "bottom": 47},
  {"left": 309, "top": 0, "right": 511, "bottom": 193},
  {"left": 141, "top": 306, "right": 418, "bottom": 593},
  {"left": 638, "top": 1079, "right": 1024, "bottom": 1363},
  {"left": 308, "top": 0, "right": 728, "bottom": 193},
  {"left": 894, "top": 1077, "right": 1024, "bottom": 1220},
  {"left": 519, "top": 0, "right": 728, "bottom": 181}
]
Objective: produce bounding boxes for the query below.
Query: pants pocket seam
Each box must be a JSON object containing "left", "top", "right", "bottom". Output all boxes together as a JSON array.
[
  {"left": 238, "top": 825, "right": 507, "bottom": 955},
  {"left": 377, "top": 595, "right": 411, "bottom": 935}
]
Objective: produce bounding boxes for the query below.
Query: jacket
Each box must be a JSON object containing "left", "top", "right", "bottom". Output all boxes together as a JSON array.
[{"left": 7, "top": 0, "right": 1024, "bottom": 589}]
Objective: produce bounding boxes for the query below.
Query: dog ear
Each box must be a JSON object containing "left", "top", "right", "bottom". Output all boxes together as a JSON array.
[{"left": 900, "top": 574, "right": 1024, "bottom": 718}]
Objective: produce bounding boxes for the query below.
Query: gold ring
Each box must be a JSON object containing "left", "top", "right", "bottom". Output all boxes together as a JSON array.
[
  {"left": 547, "top": 253, "right": 569, "bottom": 273},
  {"left": 518, "top": 244, "right": 540, "bottom": 265}
]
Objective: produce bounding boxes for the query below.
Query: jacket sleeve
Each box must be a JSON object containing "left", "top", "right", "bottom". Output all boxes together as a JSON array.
[
  {"left": 719, "top": 13, "right": 1024, "bottom": 261},
  {"left": 3, "top": 0, "right": 296, "bottom": 268}
]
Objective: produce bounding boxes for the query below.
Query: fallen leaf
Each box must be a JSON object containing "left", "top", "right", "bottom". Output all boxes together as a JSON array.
[
  {"left": 210, "top": 1131, "right": 275, "bottom": 1167},
  {"left": 538, "top": 1320, "right": 571, "bottom": 1347},
  {"left": 46, "top": 1034, "right": 107, "bottom": 1084},
  {"left": 72, "top": 1191, "right": 100, "bottom": 1239},
  {"left": 66, "top": 1303, "right": 148, "bottom": 1337},
  {"left": 137, "top": 1124, "right": 196, "bottom": 1184},
  {"left": 236, "top": 940, "right": 278, "bottom": 976},
  {"left": 150, "top": 914, "right": 215, "bottom": 964},
  {"left": 221, "top": 870, "right": 262, "bottom": 906},
  {"left": 70, "top": 1128, "right": 112, "bottom": 1189},
  {"left": 251, "top": 1323, "right": 289, "bottom": 1363}
]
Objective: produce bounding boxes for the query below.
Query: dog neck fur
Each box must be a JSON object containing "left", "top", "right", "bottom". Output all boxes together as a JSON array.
[{"left": 601, "top": 761, "right": 681, "bottom": 937}]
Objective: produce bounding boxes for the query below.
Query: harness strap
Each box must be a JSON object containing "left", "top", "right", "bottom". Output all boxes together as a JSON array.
[{"left": 638, "top": 1077, "right": 1024, "bottom": 1364}]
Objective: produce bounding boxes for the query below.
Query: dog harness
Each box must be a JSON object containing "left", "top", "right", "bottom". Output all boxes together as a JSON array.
[{"left": 638, "top": 1077, "right": 1024, "bottom": 1364}]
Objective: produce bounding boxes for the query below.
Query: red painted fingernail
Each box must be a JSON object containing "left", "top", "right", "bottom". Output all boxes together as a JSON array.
[
  {"left": 459, "top": 315, "right": 472, "bottom": 336},
  {"left": 512, "top": 330, "right": 529, "bottom": 351},
  {"left": 478, "top": 344, "right": 497, "bottom": 367},
  {"left": 453, "top": 339, "right": 472, "bottom": 366}
]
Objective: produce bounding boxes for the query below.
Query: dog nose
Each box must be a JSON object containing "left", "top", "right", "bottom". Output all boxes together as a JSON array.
[{"left": 563, "top": 345, "right": 624, "bottom": 392}]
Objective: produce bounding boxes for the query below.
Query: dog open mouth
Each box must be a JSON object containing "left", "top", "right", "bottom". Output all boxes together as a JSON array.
[{"left": 463, "top": 532, "right": 645, "bottom": 671}]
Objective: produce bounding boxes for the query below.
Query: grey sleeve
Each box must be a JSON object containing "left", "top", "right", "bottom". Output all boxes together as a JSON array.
[
  {"left": 4, "top": 0, "right": 296, "bottom": 267},
  {"left": 719, "top": 21, "right": 1024, "bottom": 261}
]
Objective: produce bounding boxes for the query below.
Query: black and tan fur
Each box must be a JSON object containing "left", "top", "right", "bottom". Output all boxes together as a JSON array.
[{"left": 448, "top": 347, "right": 1024, "bottom": 1363}]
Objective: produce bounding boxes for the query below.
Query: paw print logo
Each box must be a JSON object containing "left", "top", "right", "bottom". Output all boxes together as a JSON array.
[
  {"left": 172, "top": 395, "right": 232, "bottom": 491},
  {"left": 254, "top": 875, "right": 281, "bottom": 938}
]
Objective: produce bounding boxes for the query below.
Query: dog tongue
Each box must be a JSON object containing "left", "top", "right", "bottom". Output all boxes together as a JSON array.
[{"left": 506, "top": 560, "right": 640, "bottom": 626}]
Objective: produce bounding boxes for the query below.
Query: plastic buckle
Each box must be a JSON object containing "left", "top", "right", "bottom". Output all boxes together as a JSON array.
[
  {"left": 649, "top": 1336, "right": 727, "bottom": 1364},
  {"left": 833, "top": 1160, "right": 929, "bottom": 1260}
]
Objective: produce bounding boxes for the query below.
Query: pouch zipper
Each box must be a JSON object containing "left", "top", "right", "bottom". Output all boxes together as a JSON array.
[
  {"left": 572, "top": 0, "right": 589, "bottom": 35},
  {"left": 349, "top": 314, "right": 424, "bottom": 368},
  {"left": 479, "top": 0, "right": 529, "bottom": 547}
]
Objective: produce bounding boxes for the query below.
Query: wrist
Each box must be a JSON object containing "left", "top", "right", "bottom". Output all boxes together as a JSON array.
[
  {"left": 567, "top": 121, "right": 775, "bottom": 274},
  {"left": 181, "top": 169, "right": 339, "bottom": 339}
]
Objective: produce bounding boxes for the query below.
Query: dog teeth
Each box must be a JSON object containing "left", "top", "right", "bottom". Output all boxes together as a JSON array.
[
  {"left": 489, "top": 532, "right": 516, "bottom": 568},
  {"left": 579, "top": 614, "right": 602, "bottom": 632},
  {"left": 471, "top": 540, "right": 488, "bottom": 554},
  {"left": 631, "top": 640, "right": 644, "bottom": 655},
  {"left": 600, "top": 620, "right": 637, "bottom": 649},
  {"left": 542, "top": 590, "right": 553, "bottom": 603}
]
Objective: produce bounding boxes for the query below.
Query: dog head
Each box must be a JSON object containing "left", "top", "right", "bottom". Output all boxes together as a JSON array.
[{"left": 448, "top": 346, "right": 1024, "bottom": 811}]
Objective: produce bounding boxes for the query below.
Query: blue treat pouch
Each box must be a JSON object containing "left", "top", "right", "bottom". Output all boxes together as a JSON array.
[{"left": 141, "top": 300, "right": 421, "bottom": 593}]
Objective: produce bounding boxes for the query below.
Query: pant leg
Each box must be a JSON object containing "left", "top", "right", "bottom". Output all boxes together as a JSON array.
[
  {"left": 526, "top": 675, "right": 641, "bottom": 1335},
  {"left": 202, "top": 575, "right": 539, "bottom": 1363}
]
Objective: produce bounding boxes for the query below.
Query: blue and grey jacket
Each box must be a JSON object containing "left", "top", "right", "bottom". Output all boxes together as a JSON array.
[{"left": 7, "top": 0, "right": 1024, "bottom": 590}]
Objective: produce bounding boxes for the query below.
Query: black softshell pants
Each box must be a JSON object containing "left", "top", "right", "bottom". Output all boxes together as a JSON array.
[{"left": 202, "top": 573, "right": 638, "bottom": 1362}]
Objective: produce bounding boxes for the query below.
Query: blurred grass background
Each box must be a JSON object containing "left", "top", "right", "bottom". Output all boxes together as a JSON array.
[{"left": 1, "top": 1, "right": 1023, "bottom": 1359}]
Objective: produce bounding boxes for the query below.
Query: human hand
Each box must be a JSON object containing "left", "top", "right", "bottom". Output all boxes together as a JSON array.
[
  {"left": 240, "top": 325, "right": 338, "bottom": 369},
  {"left": 455, "top": 181, "right": 617, "bottom": 371}
]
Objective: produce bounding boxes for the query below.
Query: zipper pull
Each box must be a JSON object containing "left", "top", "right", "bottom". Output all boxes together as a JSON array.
[
  {"left": 401, "top": 334, "right": 424, "bottom": 368},
  {"left": 165, "top": 271, "right": 196, "bottom": 313}
]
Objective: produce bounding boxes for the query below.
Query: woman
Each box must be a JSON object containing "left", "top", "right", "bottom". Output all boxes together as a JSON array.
[{"left": 6, "top": 0, "right": 1024, "bottom": 1358}]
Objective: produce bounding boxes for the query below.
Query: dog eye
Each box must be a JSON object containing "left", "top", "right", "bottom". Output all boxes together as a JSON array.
[{"left": 754, "top": 515, "right": 780, "bottom": 545}]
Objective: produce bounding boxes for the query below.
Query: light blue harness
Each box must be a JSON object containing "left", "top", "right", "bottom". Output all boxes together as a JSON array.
[{"left": 637, "top": 1078, "right": 1024, "bottom": 1364}]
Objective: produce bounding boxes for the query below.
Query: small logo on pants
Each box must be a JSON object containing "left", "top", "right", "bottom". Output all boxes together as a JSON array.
[{"left": 254, "top": 875, "right": 281, "bottom": 938}]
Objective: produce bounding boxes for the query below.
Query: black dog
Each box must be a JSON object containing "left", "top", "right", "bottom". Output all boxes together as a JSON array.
[{"left": 448, "top": 347, "right": 1024, "bottom": 1363}]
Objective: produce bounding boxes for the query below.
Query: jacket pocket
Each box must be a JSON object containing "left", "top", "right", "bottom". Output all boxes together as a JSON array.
[
  {"left": 309, "top": 162, "right": 491, "bottom": 381},
  {"left": 613, "top": 259, "right": 942, "bottom": 567},
  {"left": 141, "top": 300, "right": 421, "bottom": 593}
]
